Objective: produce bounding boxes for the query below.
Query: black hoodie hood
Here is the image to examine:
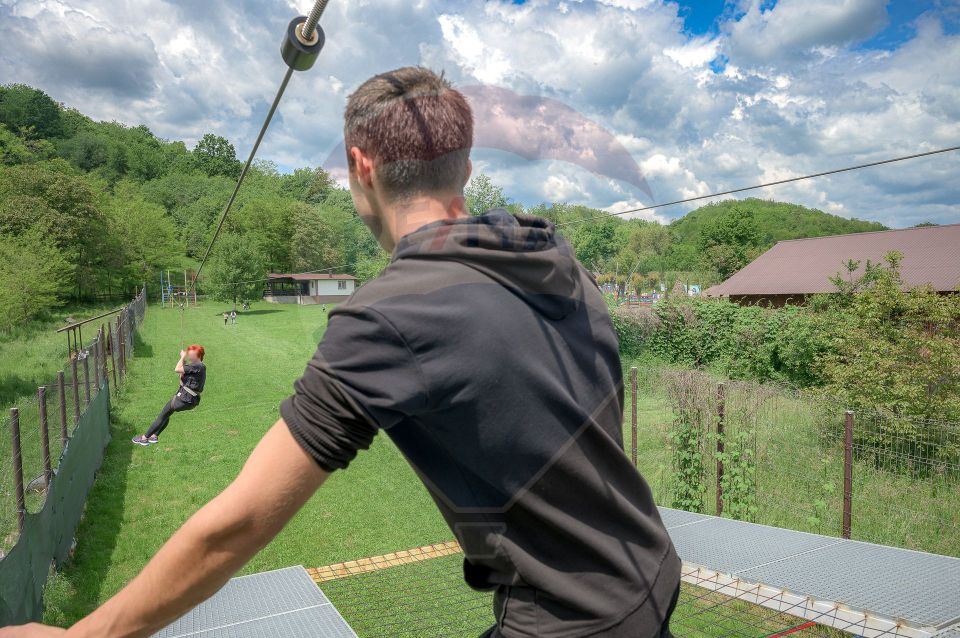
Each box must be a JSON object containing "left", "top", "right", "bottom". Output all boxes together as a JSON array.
[{"left": 392, "top": 209, "right": 585, "bottom": 320}]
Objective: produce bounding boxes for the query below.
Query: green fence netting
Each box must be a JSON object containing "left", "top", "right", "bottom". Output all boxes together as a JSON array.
[{"left": 0, "top": 382, "right": 111, "bottom": 626}]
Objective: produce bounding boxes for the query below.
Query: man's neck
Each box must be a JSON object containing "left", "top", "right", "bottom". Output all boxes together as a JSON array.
[{"left": 387, "top": 192, "right": 469, "bottom": 243}]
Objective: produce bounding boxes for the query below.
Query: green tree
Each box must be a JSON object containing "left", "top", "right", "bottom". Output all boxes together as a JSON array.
[
  {"left": 281, "top": 167, "right": 336, "bottom": 203},
  {"left": 105, "top": 180, "right": 181, "bottom": 287},
  {"left": 354, "top": 249, "right": 391, "bottom": 283},
  {"left": 569, "top": 218, "right": 620, "bottom": 270},
  {"left": 0, "top": 229, "right": 72, "bottom": 329},
  {"left": 0, "top": 124, "right": 34, "bottom": 165},
  {"left": 289, "top": 202, "right": 353, "bottom": 272},
  {"left": 193, "top": 133, "right": 241, "bottom": 179},
  {"left": 697, "top": 206, "right": 761, "bottom": 279},
  {"left": 233, "top": 196, "right": 295, "bottom": 272},
  {"left": 0, "top": 84, "right": 63, "bottom": 139},
  {"left": 465, "top": 173, "right": 507, "bottom": 216},
  {"left": 819, "top": 252, "right": 960, "bottom": 421},
  {"left": 0, "top": 160, "right": 107, "bottom": 297},
  {"left": 205, "top": 233, "right": 267, "bottom": 307}
]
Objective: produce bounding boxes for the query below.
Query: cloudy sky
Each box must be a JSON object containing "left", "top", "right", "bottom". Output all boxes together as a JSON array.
[{"left": 1, "top": 0, "right": 958, "bottom": 227}]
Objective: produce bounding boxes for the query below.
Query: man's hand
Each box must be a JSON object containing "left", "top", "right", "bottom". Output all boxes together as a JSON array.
[
  {"left": 8, "top": 420, "right": 327, "bottom": 638},
  {"left": 0, "top": 624, "right": 66, "bottom": 637},
  {"left": 179, "top": 350, "right": 186, "bottom": 359}
]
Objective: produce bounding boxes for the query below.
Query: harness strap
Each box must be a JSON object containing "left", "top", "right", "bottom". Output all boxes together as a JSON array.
[{"left": 180, "top": 384, "right": 199, "bottom": 397}]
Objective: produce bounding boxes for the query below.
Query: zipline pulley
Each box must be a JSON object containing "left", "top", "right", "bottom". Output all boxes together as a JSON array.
[{"left": 282, "top": 16, "right": 325, "bottom": 71}]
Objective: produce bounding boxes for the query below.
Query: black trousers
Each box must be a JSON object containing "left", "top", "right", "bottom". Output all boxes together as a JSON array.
[
  {"left": 478, "top": 586, "right": 679, "bottom": 638},
  {"left": 146, "top": 392, "right": 198, "bottom": 437}
]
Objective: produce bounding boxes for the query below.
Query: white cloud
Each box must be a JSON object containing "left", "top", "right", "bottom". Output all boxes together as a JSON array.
[
  {"left": 725, "top": 0, "right": 890, "bottom": 65},
  {"left": 0, "top": 0, "right": 956, "bottom": 228}
]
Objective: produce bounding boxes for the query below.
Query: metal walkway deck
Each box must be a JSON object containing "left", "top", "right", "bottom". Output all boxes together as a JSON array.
[
  {"left": 151, "top": 566, "right": 356, "bottom": 638},
  {"left": 659, "top": 507, "right": 960, "bottom": 638},
  {"left": 152, "top": 512, "right": 959, "bottom": 637}
]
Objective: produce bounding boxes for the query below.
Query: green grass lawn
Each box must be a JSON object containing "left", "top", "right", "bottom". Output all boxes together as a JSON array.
[{"left": 43, "top": 301, "right": 451, "bottom": 626}]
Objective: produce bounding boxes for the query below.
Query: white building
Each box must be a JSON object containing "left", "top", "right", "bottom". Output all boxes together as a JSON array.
[{"left": 264, "top": 273, "right": 357, "bottom": 305}]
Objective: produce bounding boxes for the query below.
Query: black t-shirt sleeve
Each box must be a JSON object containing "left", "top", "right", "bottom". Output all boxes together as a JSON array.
[{"left": 281, "top": 306, "right": 428, "bottom": 472}]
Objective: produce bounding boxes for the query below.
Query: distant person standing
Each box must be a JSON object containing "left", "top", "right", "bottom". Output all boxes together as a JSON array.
[
  {"left": 223, "top": 312, "right": 228, "bottom": 326},
  {"left": 230, "top": 310, "right": 237, "bottom": 325}
]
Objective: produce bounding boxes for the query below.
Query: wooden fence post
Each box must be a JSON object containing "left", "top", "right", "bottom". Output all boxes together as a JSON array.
[
  {"left": 108, "top": 322, "right": 118, "bottom": 391},
  {"left": 83, "top": 351, "right": 91, "bottom": 407},
  {"left": 118, "top": 316, "right": 126, "bottom": 380},
  {"left": 630, "top": 367, "right": 638, "bottom": 466},
  {"left": 100, "top": 326, "right": 108, "bottom": 387},
  {"left": 716, "top": 382, "right": 726, "bottom": 517},
  {"left": 10, "top": 408, "right": 25, "bottom": 534},
  {"left": 39, "top": 385, "right": 52, "bottom": 487},
  {"left": 71, "top": 357, "right": 80, "bottom": 425},
  {"left": 57, "top": 370, "right": 68, "bottom": 446},
  {"left": 842, "top": 410, "right": 854, "bottom": 539}
]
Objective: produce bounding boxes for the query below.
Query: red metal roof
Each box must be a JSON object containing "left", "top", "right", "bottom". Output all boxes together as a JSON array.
[
  {"left": 268, "top": 273, "right": 357, "bottom": 281},
  {"left": 705, "top": 223, "right": 960, "bottom": 297}
]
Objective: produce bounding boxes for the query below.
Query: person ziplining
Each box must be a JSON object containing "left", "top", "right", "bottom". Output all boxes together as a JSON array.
[{"left": 131, "top": 345, "right": 206, "bottom": 446}]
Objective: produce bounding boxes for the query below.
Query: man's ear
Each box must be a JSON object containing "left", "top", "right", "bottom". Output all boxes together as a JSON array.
[{"left": 349, "top": 146, "right": 375, "bottom": 189}]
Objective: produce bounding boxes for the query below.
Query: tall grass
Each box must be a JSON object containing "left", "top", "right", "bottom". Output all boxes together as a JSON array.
[{"left": 624, "top": 358, "right": 960, "bottom": 557}]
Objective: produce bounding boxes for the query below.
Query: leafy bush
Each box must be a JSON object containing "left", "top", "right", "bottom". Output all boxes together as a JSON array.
[
  {"left": 611, "top": 253, "right": 960, "bottom": 422},
  {"left": 618, "top": 298, "right": 828, "bottom": 387}
]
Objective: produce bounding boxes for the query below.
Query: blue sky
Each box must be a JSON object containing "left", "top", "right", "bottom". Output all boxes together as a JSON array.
[{"left": 1, "top": 0, "right": 958, "bottom": 227}]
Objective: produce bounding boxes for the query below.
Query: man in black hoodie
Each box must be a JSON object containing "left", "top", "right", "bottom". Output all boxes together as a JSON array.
[{"left": 3, "top": 67, "right": 678, "bottom": 638}]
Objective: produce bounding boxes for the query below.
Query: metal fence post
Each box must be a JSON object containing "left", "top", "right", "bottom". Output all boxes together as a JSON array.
[
  {"left": 108, "top": 322, "right": 118, "bottom": 391},
  {"left": 10, "top": 408, "right": 25, "bottom": 534},
  {"left": 716, "top": 382, "right": 726, "bottom": 517},
  {"left": 83, "top": 351, "right": 91, "bottom": 406},
  {"left": 842, "top": 410, "right": 854, "bottom": 539},
  {"left": 630, "top": 367, "right": 638, "bottom": 466},
  {"left": 58, "top": 370, "right": 68, "bottom": 446},
  {"left": 71, "top": 356, "right": 80, "bottom": 425},
  {"left": 39, "top": 386, "right": 52, "bottom": 486}
]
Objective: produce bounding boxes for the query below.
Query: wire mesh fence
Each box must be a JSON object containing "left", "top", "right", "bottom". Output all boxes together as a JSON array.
[
  {"left": 314, "top": 546, "right": 914, "bottom": 638},
  {"left": 0, "top": 287, "right": 146, "bottom": 554},
  {"left": 321, "top": 553, "right": 494, "bottom": 638},
  {"left": 626, "top": 366, "right": 960, "bottom": 557}
]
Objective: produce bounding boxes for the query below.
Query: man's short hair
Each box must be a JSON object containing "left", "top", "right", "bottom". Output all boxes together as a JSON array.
[{"left": 344, "top": 67, "right": 473, "bottom": 200}]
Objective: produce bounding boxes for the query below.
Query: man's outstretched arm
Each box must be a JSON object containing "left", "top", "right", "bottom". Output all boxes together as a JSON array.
[{"left": 1, "top": 420, "right": 328, "bottom": 638}]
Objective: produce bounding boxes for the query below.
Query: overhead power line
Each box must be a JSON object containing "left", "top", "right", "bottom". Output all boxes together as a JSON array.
[{"left": 556, "top": 145, "right": 960, "bottom": 228}]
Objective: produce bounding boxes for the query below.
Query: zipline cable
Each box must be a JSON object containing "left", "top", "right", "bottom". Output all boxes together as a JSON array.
[
  {"left": 556, "top": 145, "right": 960, "bottom": 228},
  {"left": 188, "top": 0, "right": 331, "bottom": 297}
]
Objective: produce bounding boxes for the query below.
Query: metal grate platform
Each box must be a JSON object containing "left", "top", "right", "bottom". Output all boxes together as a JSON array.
[
  {"left": 659, "top": 507, "right": 960, "bottom": 638},
  {"left": 152, "top": 566, "right": 356, "bottom": 638}
]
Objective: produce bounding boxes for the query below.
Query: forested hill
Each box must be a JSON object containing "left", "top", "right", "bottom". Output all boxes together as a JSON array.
[
  {"left": 671, "top": 199, "right": 887, "bottom": 246},
  {"left": 0, "top": 83, "right": 898, "bottom": 330},
  {"left": 665, "top": 199, "right": 889, "bottom": 274}
]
